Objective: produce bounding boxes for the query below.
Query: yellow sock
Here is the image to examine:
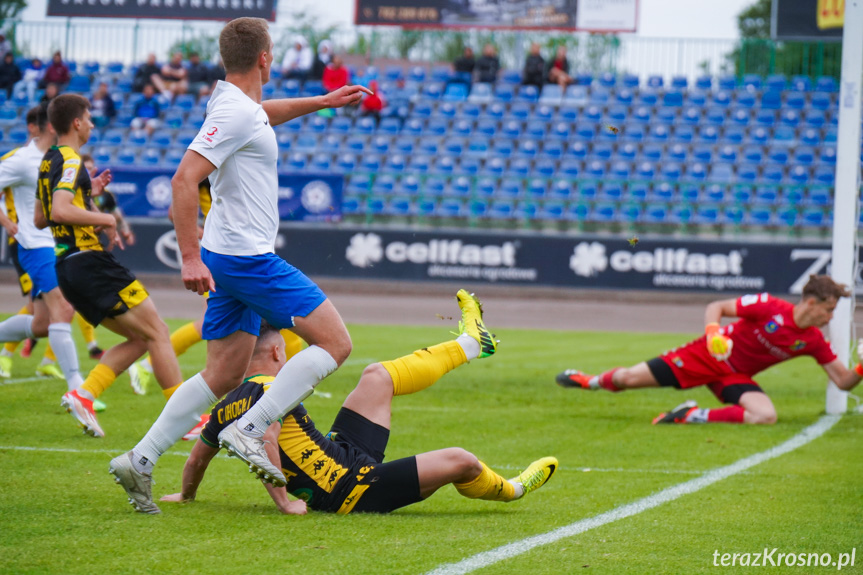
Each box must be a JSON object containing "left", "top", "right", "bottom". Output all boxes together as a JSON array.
[
  {"left": 381, "top": 341, "right": 466, "bottom": 396},
  {"left": 4, "top": 306, "right": 31, "bottom": 353},
  {"left": 454, "top": 461, "right": 516, "bottom": 502},
  {"left": 162, "top": 382, "right": 182, "bottom": 400},
  {"left": 280, "top": 329, "right": 305, "bottom": 361},
  {"left": 81, "top": 364, "right": 117, "bottom": 400},
  {"left": 75, "top": 313, "right": 97, "bottom": 345},
  {"left": 44, "top": 345, "right": 56, "bottom": 362},
  {"left": 170, "top": 322, "right": 202, "bottom": 357}
]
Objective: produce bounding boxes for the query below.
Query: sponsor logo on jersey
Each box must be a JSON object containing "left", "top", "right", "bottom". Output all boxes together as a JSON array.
[
  {"left": 60, "top": 167, "right": 77, "bottom": 184},
  {"left": 765, "top": 321, "right": 779, "bottom": 334},
  {"left": 673, "top": 357, "right": 684, "bottom": 368},
  {"left": 791, "top": 340, "right": 806, "bottom": 351},
  {"left": 199, "top": 125, "right": 220, "bottom": 145}
]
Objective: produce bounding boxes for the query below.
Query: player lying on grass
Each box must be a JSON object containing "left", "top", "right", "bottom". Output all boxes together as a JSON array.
[
  {"left": 556, "top": 274, "right": 863, "bottom": 425},
  {"left": 159, "top": 290, "right": 557, "bottom": 515}
]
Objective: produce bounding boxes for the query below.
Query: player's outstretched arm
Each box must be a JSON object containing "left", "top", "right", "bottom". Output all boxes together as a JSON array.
[
  {"left": 160, "top": 438, "right": 220, "bottom": 503},
  {"left": 171, "top": 151, "right": 216, "bottom": 295},
  {"left": 261, "top": 422, "right": 307, "bottom": 515},
  {"left": 262, "top": 84, "right": 373, "bottom": 127},
  {"left": 823, "top": 356, "right": 863, "bottom": 392}
]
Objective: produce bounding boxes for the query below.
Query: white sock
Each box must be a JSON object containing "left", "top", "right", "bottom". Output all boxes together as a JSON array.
[
  {"left": 87, "top": 341, "right": 98, "bottom": 351},
  {"left": 236, "top": 345, "right": 337, "bottom": 437},
  {"left": 456, "top": 334, "right": 480, "bottom": 360},
  {"left": 48, "top": 323, "right": 83, "bottom": 389},
  {"left": 685, "top": 408, "right": 710, "bottom": 424},
  {"left": 588, "top": 376, "right": 601, "bottom": 390},
  {"left": 0, "top": 314, "right": 34, "bottom": 343},
  {"left": 132, "top": 373, "right": 217, "bottom": 473},
  {"left": 510, "top": 480, "right": 525, "bottom": 499}
]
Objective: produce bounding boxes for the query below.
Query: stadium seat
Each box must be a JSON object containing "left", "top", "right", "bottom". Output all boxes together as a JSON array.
[
  {"left": 468, "top": 83, "right": 493, "bottom": 103},
  {"left": 790, "top": 75, "right": 813, "bottom": 92},
  {"left": 815, "top": 76, "right": 837, "bottom": 92},
  {"left": 443, "top": 83, "right": 468, "bottom": 102},
  {"left": 538, "top": 84, "right": 562, "bottom": 103}
]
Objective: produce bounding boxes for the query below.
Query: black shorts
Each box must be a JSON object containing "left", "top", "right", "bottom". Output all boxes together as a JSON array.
[
  {"left": 8, "top": 242, "right": 32, "bottom": 297},
  {"left": 55, "top": 250, "right": 149, "bottom": 326},
  {"left": 325, "top": 408, "right": 422, "bottom": 514},
  {"left": 647, "top": 357, "right": 764, "bottom": 404}
]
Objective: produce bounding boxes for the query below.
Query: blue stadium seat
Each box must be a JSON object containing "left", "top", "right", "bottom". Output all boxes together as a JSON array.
[
  {"left": 559, "top": 160, "right": 581, "bottom": 178},
  {"left": 565, "top": 202, "right": 588, "bottom": 222},
  {"left": 443, "top": 83, "right": 468, "bottom": 102},
  {"left": 804, "top": 110, "right": 826, "bottom": 127},
  {"left": 460, "top": 157, "right": 481, "bottom": 175},
  {"left": 399, "top": 175, "right": 420, "bottom": 194},
  {"left": 517, "top": 85, "right": 539, "bottom": 102},
  {"left": 747, "top": 127, "right": 769, "bottom": 145},
  {"left": 815, "top": 76, "right": 837, "bottom": 92},
  {"left": 801, "top": 208, "right": 827, "bottom": 227},
  {"left": 378, "top": 117, "right": 401, "bottom": 135},
  {"left": 662, "top": 90, "right": 684, "bottom": 107},
  {"left": 650, "top": 183, "right": 674, "bottom": 202},
  {"left": 754, "top": 185, "right": 779, "bottom": 204},
  {"left": 468, "top": 83, "right": 494, "bottom": 103},
  {"left": 386, "top": 154, "right": 407, "bottom": 172},
  {"left": 686, "top": 162, "right": 707, "bottom": 182},
  {"left": 622, "top": 124, "right": 646, "bottom": 142},
  {"left": 755, "top": 109, "right": 776, "bottom": 126},
  {"left": 576, "top": 181, "right": 598, "bottom": 201},
  {"left": 432, "top": 156, "right": 455, "bottom": 174},
  {"left": 424, "top": 176, "right": 447, "bottom": 196},
  {"left": 648, "top": 125, "right": 670, "bottom": 142},
  {"left": 712, "top": 90, "right": 732, "bottom": 106},
  {"left": 549, "top": 180, "right": 573, "bottom": 200},
  {"left": 810, "top": 92, "right": 832, "bottom": 111},
  {"left": 636, "top": 161, "right": 656, "bottom": 180},
  {"left": 692, "top": 145, "right": 712, "bottom": 162},
  {"left": 566, "top": 141, "right": 588, "bottom": 160},
  {"left": 776, "top": 206, "right": 798, "bottom": 227},
  {"left": 788, "top": 165, "right": 810, "bottom": 184},
  {"left": 672, "top": 125, "right": 693, "bottom": 143},
  {"left": 819, "top": 146, "right": 837, "bottom": 164},
  {"left": 507, "top": 158, "right": 530, "bottom": 177},
  {"left": 621, "top": 74, "right": 639, "bottom": 88},
  {"left": 631, "top": 106, "right": 651, "bottom": 123},
  {"left": 807, "top": 187, "right": 831, "bottom": 207},
  {"left": 592, "top": 143, "right": 613, "bottom": 160},
  {"left": 482, "top": 157, "right": 505, "bottom": 176},
  {"left": 785, "top": 92, "right": 806, "bottom": 110},
  {"left": 372, "top": 174, "right": 397, "bottom": 194},
  {"left": 495, "top": 83, "right": 516, "bottom": 102},
  {"left": 416, "top": 199, "right": 436, "bottom": 217},
  {"left": 538, "top": 84, "right": 562, "bottom": 103},
  {"left": 499, "top": 180, "right": 523, "bottom": 199},
  {"left": 618, "top": 143, "right": 638, "bottom": 160},
  {"left": 680, "top": 107, "right": 702, "bottom": 125},
  {"left": 790, "top": 75, "right": 813, "bottom": 92},
  {"left": 549, "top": 122, "right": 570, "bottom": 140},
  {"left": 575, "top": 123, "right": 596, "bottom": 140},
  {"left": 762, "top": 164, "right": 785, "bottom": 183},
  {"left": 335, "top": 153, "right": 355, "bottom": 172},
  {"left": 737, "top": 164, "right": 758, "bottom": 184}
]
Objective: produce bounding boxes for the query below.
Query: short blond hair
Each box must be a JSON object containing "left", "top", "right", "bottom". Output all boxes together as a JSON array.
[{"left": 219, "top": 17, "right": 270, "bottom": 74}]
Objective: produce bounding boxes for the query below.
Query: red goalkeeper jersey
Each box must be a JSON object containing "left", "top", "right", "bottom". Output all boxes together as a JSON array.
[{"left": 721, "top": 292, "right": 836, "bottom": 375}]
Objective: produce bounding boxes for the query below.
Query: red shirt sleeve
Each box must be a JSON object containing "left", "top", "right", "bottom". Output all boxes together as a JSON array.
[
  {"left": 808, "top": 333, "right": 838, "bottom": 365},
  {"left": 735, "top": 292, "right": 777, "bottom": 320}
]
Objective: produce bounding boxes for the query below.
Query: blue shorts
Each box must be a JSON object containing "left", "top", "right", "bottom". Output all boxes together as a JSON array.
[
  {"left": 18, "top": 246, "right": 58, "bottom": 299},
  {"left": 201, "top": 248, "right": 327, "bottom": 340}
]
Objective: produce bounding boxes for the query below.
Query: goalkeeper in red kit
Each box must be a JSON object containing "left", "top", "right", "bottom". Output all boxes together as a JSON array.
[{"left": 556, "top": 275, "right": 863, "bottom": 424}]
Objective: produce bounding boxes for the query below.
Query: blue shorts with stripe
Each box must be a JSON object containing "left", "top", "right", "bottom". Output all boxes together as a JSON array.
[
  {"left": 18, "top": 246, "right": 58, "bottom": 299},
  {"left": 200, "top": 248, "right": 327, "bottom": 340}
]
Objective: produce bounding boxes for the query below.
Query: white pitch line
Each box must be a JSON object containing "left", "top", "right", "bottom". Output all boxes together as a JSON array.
[
  {"left": 426, "top": 415, "right": 841, "bottom": 575},
  {"left": 1, "top": 376, "right": 53, "bottom": 385}
]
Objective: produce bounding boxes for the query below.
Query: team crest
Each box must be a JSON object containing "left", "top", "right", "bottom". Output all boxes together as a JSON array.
[
  {"left": 790, "top": 340, "right": 806, "bottom": 351},
  {"left": 672, "top": 357, "right": 684, "bottom": 368},
  {"left": 764, "top": 321, "right": 778, "bottom": 334}
]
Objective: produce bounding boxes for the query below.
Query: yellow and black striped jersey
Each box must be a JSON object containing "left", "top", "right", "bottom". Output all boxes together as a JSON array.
[
  {"left": 2, "top": 147, "right": 19, "bottom": 246},
  {"left": 200, "top": 375, "right": 362, "bottom": 512},
  {"left": 37, "top": 145, "right": 102, "bottom": 259},
  {"left": 198, "top": 178, "right": 212, "bottom": 219}
]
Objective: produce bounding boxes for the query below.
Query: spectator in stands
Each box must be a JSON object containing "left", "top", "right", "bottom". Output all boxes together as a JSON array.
[
  {"left": 133, "top": 53, "right": 162, "bottom": 93},
  {"left": 475, "top": 44, "right": 500, "bottom": 84},
  {"left": 522, "top": 42, "right": 545, "bottom": 88},
  {"left": 159, "top": 51, "right": 188, "bottom": 98},
  {"left": 131, "top": 82, "right": 161, "bottom": 137},
  {"left": 40, "top": 82, "right": 60, "bottom": 104},
  {"left": 545, "top": 45, "right": 573, "bottom": 89},
  {"left": 14, "top": 58, "right": 44, "bottom": 102},
  {"left": 310, "top": 39, "right": 332, "bottom": 80},
  {"left": 0, "top": 34, "right": 12, "bottom": 61},
  {"left": 186, "top": 51, "right": 211, "bottom": 99},
  {"left": 208, "top": 58, "right": 226, "bottom": 88},
  {"left": 451, "top": 46, "right": 474, "bottom": 87},
  {"left": 322, "top": 54, "right": 350, "bottom": 93},
  {"left": 0, "top": 51, "right": 21, "bottom": 98},
  {"left": 40, "top": 51, "right": 70, "bottom": 90},
  {"left": 359, "top": 79, "right": 385, "bottom": 125},
  {"left": 281, "top": 36, "right": 313, "bottom": 81},
  {"left": 90, "top": 81, "right": 117, "bottom": 128}
]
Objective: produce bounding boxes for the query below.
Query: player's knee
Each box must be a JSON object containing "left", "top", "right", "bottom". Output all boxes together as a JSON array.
[
  {"left": 748, "top": 409, "right": 777, "bottom": 425},
  {"left": 448, "top": 448, "right": 481, "bottom": 480},
  {"left": 615, "top": 369, "right": 638, "bottom": 388},
  {"left": 359, "top": 363, "right": 391, "bottom": 390},
  {"left": 331, "top": 330, "right": 352, "bottom": 366}
]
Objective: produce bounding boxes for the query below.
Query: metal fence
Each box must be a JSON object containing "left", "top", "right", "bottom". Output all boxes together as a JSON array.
[{"left": 6, "top": 19, "right": 841, "bottom": 81}]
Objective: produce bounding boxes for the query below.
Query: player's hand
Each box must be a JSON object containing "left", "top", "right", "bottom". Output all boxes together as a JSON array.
[
  {"left": 2, "top": 220, "right": 17, "bottom": 236},
  {"left": 277, "top": 498, "right": 308, "bottom": 516},
  {"left": 121, "top": 228, "right": 136, "bottom": 246},
  {"left": 160, "top": 492, "right": 193, "bottom": 503},
  {"left": 91, "top": 168, "right": 112, "bottom": 197},
  {"left": 321, "top": 84, "right": 373, "bottom": 109},
  {"left": 98, "top": 220, "right": 124, "bottom": 251},
  {"left": 705, "top": 323, "right": 733, "bottom": 361},
  {"left": 182, "top": 257, "right": 215, "bottom": 295}
]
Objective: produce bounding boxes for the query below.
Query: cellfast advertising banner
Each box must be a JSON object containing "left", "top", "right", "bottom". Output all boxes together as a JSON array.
[
  {"left": 104, "top": 168, "right": 342, "bottom": 222},
  {"left": 58, "top": 222, "right": 859, "bottom": 296},
  {"left": 46, "top": 0, "right": 277, "bottom": 21},
  {"left": 355, "top": 0, "right": 637, "bottom": 32}
]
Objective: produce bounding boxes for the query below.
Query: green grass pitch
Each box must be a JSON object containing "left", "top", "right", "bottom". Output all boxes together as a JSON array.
[{"left": 0, "top": 316, "right": 860, "bottom": 574}]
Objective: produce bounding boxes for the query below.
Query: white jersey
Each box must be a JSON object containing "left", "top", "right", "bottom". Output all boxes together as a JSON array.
[
  {"left": 0, "top": 140, "right": 53, "bottom": 250},
  {"left": 189, "top": 80, "right": 279, "bottom": 256}
]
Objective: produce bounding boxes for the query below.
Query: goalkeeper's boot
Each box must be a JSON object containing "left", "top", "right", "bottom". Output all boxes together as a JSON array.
[
  {"left": 555, "top": 369, "right": 598, "bottom": 390},
  {"left": 510, "top": 456, "right": 558, "bottom": 499},
  {"left": 36, "top": 363, "right": 64, "bottom": 380},
  {"left": 652, "top": 400, "right": 698, "bottom": 425},
  {"left": 0, "top": 355, "right": 11, "bottom": 378},
  {"left": 456, "top": 289, "right": 497, "bottom": 358}
]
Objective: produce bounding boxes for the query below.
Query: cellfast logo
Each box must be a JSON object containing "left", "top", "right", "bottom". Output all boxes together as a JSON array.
[
  {"left": 569, "top": 241, "right": 744, "bottom": 276},
  {"left": 346, "top": 233, "right": 517, "bottom": 268}
]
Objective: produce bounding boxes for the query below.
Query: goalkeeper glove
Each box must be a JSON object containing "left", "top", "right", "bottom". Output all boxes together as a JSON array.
[{"left": 705, "top": 323, "right": 733, "bottom": 361}]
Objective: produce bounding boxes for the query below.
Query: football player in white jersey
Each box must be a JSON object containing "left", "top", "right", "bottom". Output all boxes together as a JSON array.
[
  {"left": 110, "top": 17, "right": 372, "bottom": 514},
  {"left": 0, "top": 104, "right": 87, "bottom": 391}
]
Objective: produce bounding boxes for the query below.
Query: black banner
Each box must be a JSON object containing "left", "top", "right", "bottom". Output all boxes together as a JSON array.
[
  {"left": 356, "top": 0, "right": 579, "bottom": 29},
  {"left": 46, "top": 0, "right": 277, "bottom": 21},
  {"left": 773, "top": 0, "right": 842, "bottom": 40},
  {"left": 32, "top": 222, "right": 857, "bottom": 297}
]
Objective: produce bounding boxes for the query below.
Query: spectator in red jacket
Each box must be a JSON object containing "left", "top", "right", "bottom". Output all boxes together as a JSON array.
[
  {"left": 40, "top": 51, "right": 70, "bottom": 90},
  {"left": 322, "top": 54, "right": 350, "bottom": 93},
  {"left": 359, "top": 79, "right": 385, "bottom": 124}
]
